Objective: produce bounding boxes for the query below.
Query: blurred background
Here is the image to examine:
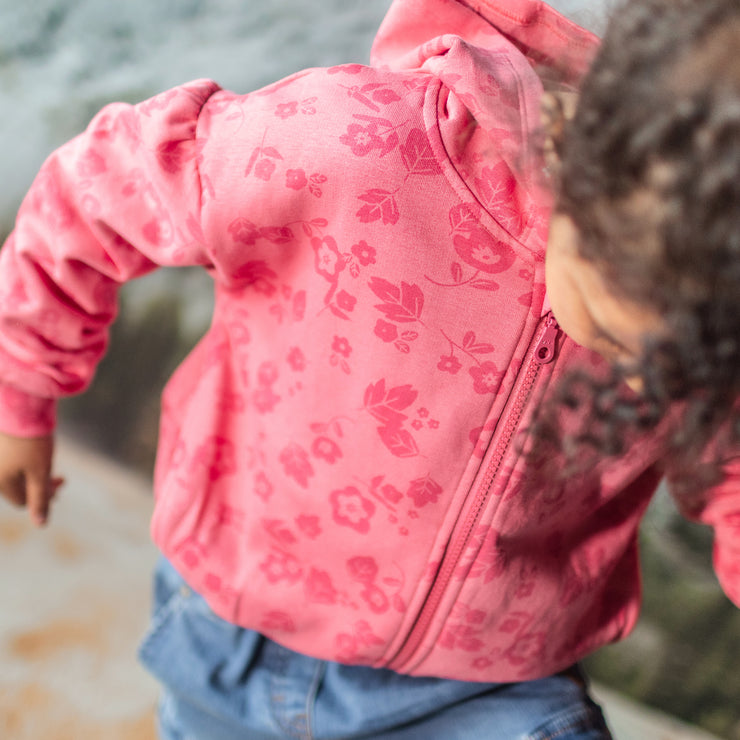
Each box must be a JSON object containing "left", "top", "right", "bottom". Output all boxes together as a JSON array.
[{"left": 0, "top": 0, "right": 738, "bottom": 738}]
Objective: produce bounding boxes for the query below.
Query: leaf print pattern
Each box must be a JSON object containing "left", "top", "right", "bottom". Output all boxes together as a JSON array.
[
  {"left": 279, "top": 443, "right": 314, "bottom": 488},
  {"left": 335, "top": 620, "right": 385, "bottom": 664},
  {"left": 400, "top": 129, "right": 443, "bottom": 176},
  {"left": 245, "top": 143, "right": 283, "bottom": 182},
  {"left": 438, "top": 329, "right": 502, "bottom": 394},
  {"left": 474, "top": 161, "right": 525, "bottom": 236},
  {"left": 285, "top": 168, "right": 327, "bottom": 197},
  {"left": 406, "top": 475, "right": 443, "bottom": 508},
  {"left": 340, "top": 83, "right": 403, "bottom": 112},
  {"left": 439, "top": 603, "right": 487, "bottom": 653},
  {"left": 369, "top": 277, "right": 424, "bottom": 323},
  {"left": 449, "top": 203, "right": 515, "bottom": 275},
  {"left": 356, "top": 189, "right": 400, "bottom": 225}
]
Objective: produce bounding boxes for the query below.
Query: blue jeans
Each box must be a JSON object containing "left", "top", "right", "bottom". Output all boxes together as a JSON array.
[{"left": 139, "top": 558, "right": 613, "bottom": 740}]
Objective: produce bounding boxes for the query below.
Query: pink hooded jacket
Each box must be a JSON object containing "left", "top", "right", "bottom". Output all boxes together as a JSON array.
[{"left": 1, "top": 0, "right": 739, "bottom": 682}]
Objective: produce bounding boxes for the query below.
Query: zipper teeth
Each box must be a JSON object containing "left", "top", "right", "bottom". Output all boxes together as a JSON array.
[{"left": 387, "top": 315, "right": 554, "bottom": 670}]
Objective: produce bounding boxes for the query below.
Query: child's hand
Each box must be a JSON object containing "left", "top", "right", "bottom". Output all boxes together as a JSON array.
[{"left": 0, "top": 432, "right": 64, "bottom": 527}]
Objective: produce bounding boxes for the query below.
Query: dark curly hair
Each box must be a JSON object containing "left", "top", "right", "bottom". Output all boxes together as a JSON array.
[{"left": 537, "top": 0, "right": 740, "bottom": 507}]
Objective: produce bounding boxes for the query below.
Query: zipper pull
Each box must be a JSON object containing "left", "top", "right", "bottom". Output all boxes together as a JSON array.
[{"left": 534, "top": 314, "right": 559, "bottom": 365}]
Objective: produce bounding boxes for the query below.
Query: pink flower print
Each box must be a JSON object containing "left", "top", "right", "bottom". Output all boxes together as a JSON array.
[
  {"left": 305, "top": 568, "right": 338, "bottom": 604},
  {"left": 336, "top": 290, "right": 357, "bottom": 312},
  {"left": 226, "top": 217, "right": 258, "bottom": 245},
  {"left": 259, "top": 551, "right": 303, "bottom": 584},
  {"left": 142, "top": 215, "right": 174, "bottom": 246},
  {"left": 285, "top": 168, "right": 308, "bottom": 190},
  {"left": 330, "top": 486, "right": 375, "bottom": 533},
  {"left": 505, "top": 632, "right": 547, "bottom": 667},
  {"left": 254, "top": 158, "right": 277, "bottom": 181},
  {"left": 467, "top": 609, "right": 486, "bottom": 625},
  {"left": 347, "top": 556, "right": 379, "bottom": 583},
  {"left": 428, "top": 419, "right": 440, "bottom": 429},
  {"left": 374, "top": 320, "right": 398, "bottom": 343},
  {"left": 381, "top": 484, "right": 403, "bottom": 504},
  {"left": 332, "top": 336, "right": 352, "bottom": 358},
  {"left": 407, "top": 476, "right": 443, "bottom": 508},
  {"left": 193, "top": 436, "right": 237, "bottom": 481},
  {"left": 516, "top": 581, "right": 535, "bottom": 599},
  {"left": 417, "top": 408, "right": 429, "bottom": 418},
  {"left": 295, "top": 514, "right": 322, "bottom": 539},
  {"left": 335, "top": 633, "right": 361, "bottom": 663},
  {"left": 351, "top": 240, "right": 377, "bottom": 266},
  {"left": 411, "top": 419, "right": 424, "bottom": 430},
  {"left": 328, "top": 63, "right": 365, "bottom": 75},
  {"left": 279, "top": 444, "right": 314, "bottom": 488},
  {"left": 312, "top": 436, "right": 343, "bottom": 464},
  {"left": 287, "top": 347, "right": 307, "bottom": 371},
  {"left": 340, "top": 122, "right": 384, "bottom": 156},
  {"left": 473, "top": 657, "right": 494, "bottom": 670},
  {"left": 233, "top": 261, "right": 278, "bottom": 296},
  {"left": 360, "top": 584, "right": 389, "bottom": 614},
  {"left": 275, "top": 101, "right": 298, "bottom": 118},
  {"left": 452, "top": 227, "right": 516, "bottom": 274},
  {"left": 261, "top": 611, "right": 296, "bottom": 632},
  {"left": 312, "top": 236, "right": 345, "bottom": 281},
  {"left": 255, "top": 472, "right": 274, "bottom": 502},
  {"left": 77, "top": 148, "right": 107, "bottom": 177},
  {"left": 469, "top": 361, "right": 504, "bottom": 395},
  {"left": 437, "top": 355, "right": 462, "bottom": 374},
  {"left": 262, "top": 518, "right": 298, "bottom": 547},
  {"left": 258, "top": 362, "right": 279, "bottom": 386},
  {"left": 439, "top": 624, "right": 484, "bottom": 653},
  {"left": 253, "top": 386, "right": 280, "bottom": 414}
]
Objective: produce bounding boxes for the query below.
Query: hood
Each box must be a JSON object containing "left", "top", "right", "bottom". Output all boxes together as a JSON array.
[
  {"left": 370, "top": 0, "right": 599, "bottom": 258},
  {"left": 371, "top": 0, "right": 598, "bottom": 86}
]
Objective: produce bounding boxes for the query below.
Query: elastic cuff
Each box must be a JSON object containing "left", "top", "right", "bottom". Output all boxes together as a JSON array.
[{"left": 0, "top": 384, "right": 56, "bottom": 437}]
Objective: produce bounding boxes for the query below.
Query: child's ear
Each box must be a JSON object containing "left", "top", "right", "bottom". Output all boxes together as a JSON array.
[{"left": 540, "top": 91, "right": 579, "bottom": 171}]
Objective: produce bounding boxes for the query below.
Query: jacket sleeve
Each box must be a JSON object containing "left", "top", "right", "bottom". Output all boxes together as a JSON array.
[
  {"left": 676, "top": 456, "right": 740, "bottom": 607},
  {"left": 0, "top": 79, "right": 221, "bottom": 437}
]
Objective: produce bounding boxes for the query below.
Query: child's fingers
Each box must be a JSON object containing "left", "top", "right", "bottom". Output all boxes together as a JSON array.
[
  {"left": 0, "top": 474, "right": 27, "bottom": 508},
  {"left": 26, "top": 472, "right": 53, "bottom": 527},
  {"left": 50, "top": 476, "right": 66, "bottom": 498}
]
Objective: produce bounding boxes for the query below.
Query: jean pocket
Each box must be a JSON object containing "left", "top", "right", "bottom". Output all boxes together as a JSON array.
[{"left": 526, "top": 699, "right": 613, "bottom": 740}]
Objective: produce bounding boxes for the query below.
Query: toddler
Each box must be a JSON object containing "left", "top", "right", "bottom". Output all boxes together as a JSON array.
[{"left": 1, "top": 0, "right": 739, "bottom": 738}]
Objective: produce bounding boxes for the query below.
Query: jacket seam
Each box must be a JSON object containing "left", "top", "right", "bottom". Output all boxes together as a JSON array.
[
  {"left": 193, "top": 84, "right": 221, "bottom": 233},
  {"left": 423, "top": 70, "right": 543, "bottom": 260}
]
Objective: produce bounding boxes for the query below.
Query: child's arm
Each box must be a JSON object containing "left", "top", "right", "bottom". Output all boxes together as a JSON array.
[
  {"left": 0, "top": 80, "right": 222, "bottom": 507},
  {"left": 673, "top": 456, "right": 740, "bottom": 607},
  {"left": 0, "top": 432, "right": 63, "bottom": 526}
]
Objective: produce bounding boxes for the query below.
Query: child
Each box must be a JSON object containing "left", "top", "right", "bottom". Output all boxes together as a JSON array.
[{"left": 0, "top": 0, "right": 738, "bottom": 737}]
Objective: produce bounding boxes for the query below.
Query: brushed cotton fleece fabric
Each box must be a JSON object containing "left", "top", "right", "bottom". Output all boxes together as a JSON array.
[{"left": 1, "top": 0, "right": 740, "bottom": 683}]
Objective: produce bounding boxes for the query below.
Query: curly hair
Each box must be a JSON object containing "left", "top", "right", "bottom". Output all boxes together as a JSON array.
[{"left": 538, "top": 0, "right": 740, "bottom": 505}]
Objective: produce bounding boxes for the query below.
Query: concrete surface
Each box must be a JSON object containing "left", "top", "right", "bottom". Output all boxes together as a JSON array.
[{"left": 0, "top": 436, "right": 723, "bottom": 740}]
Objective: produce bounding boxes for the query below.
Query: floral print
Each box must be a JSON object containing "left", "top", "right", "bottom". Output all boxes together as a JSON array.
[
  {"left": 330, "top": 486, "right": 376, "bottom": 533},
  {"left": 0, "top": 0, "right": 702, "bottom": 687}
]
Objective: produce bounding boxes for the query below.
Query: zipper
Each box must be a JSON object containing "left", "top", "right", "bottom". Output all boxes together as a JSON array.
[{"left": 387, "top": 312, "right": 560, "bottom": 671}]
